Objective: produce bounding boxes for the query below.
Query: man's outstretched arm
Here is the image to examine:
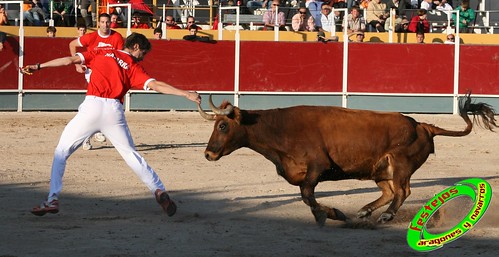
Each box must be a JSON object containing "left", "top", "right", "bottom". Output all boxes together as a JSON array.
[{"left": 21, "top": 56, "right": 82, "bottom": 75}]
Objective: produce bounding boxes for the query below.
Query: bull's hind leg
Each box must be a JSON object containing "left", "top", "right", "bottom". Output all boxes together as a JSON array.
[
  {"left": 357, "top": 180, "right": 394, "bottom": 219},
  {"left": 378, "top": 176, "right": 411, "bottom": 223}
]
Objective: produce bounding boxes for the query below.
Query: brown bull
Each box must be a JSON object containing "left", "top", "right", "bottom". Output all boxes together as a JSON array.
[{"left": 198, "top": 94, "right": 497, "bottom": 226}]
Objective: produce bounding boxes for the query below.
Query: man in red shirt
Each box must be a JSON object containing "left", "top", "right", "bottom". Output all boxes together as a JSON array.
[
  {"left": 22, "top": 33, "right": 201, "bottom": 217},
  {"left": 69, "top": 13, "right": 124, "bottom": 150}
]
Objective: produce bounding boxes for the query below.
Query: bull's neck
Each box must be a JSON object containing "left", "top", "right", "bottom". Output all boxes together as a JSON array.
[{"left": 242, "top": 110, "right": 283, "bottom": 164}]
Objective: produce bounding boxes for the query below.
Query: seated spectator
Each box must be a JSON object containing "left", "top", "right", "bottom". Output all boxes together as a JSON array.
[
  {"left": 444, "top": 33, "right": 455, "bottom": 44},
  {"left": 384, "top": 7, "right": 402, "bottom": 31},
  {"left": 408, "top": 9, "right": 429, "bottom": 33},
  {"left": 453, "top": 0, "right": 475, "bottom": 33},
  {"left": 346, "top": 5, "right": 366, "bottom": 33},
  {"left": 263, "top": 0, "right": 286, "bottom": 31},
  {"left": 416, "top": 31, "right": 425, "bottom": 43},
  {"left": 46, "top": 26, "right": 56, "bottom": 37},
  {"left": 349, "top": 31, "right": 365, "bottom": 42},
  {"left": 131, "top": 12, "right": 150, "bottom": 29},
  {"left": 385, "top": 0, "right": 408, "bottom": 17},
  {"left": 420, "top": 0, "right": 433, "bottom": 10},
  {"left": 52, "top": 0, "right": 73, "bottom": 27},
  {"left": 315, "top": 3, "right": 335, "bottom": 32},
  {"left": 24, "top": 0, "right": 47, "bottom": 26},
  {"left": 77, "top": 24, "right": 87, "bottom": 37},
  {"left": 0, "top": 31, "right": 6, "bottom": 51},
  {"left": 153, "top": 27, "right": 162, "bottom": 39},
  {"left": 247, "top": 0, "right": 265, "bottom": 14},
  {"left": 165, "top": 15, "right": 181, "bottom": 29},
  {"left": 366, "top": 0, "right": 388, "bottom": 32},
  {"left": 185, "top": 15, "right": 202, "bottom": 30},
  {"left": 436, "top": 0, "right": 453, "bottom": 12},
  {"left": 183, "top": 24, "right": 215, "bottom": 43},
  {"left": 110, "top": 13, "right": 120, "bottom": 28},
  {"left": 292, "top": 7, "right": 315, "bottom": 32},
  {"left": 317, "top": 31, "right": 338, "bottom": 42},
  {"left": 395, "top": 17, "right": 410, "bottom": 32},
  {"left": 0, "top": 4, "right": 9, "bottom": 25}
]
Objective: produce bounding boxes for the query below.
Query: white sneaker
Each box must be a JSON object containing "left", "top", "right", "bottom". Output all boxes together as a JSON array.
[
  {"left": 82, "top": 137, "right": 92, "bottom": 150},
  {"left": 94, "top": 132, "right": 106, "bottom": 142}
]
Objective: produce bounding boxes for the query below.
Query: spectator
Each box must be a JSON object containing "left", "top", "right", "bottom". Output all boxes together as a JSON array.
[
  {"left": 396, "top": 17, "right": 410, "bottom": 32},
  {"left": 79, "top": 0, "right": 96, "bottom": 28},
  {"left": 52, "top": 0, "right": 71, "bottom": 27},
  {"left": 77, "top": 24, "right": 87, "bottom": 37},
  {"left": 444, "top": 33, "right": 455, "bottom": 44},
  {"left": 183, "top": 24, "right": 215, "bottom": 43},
  {"left": 0, "top": 4, "right": 9, "bottom": 25},
  {"left": 153, "top": 27, "right": 162, "bottom": 39},
  {"left": 420, "top": 0, "right": 433, "bottom": 10},
  {"left": 332, "top": 1, "right": 346, "bottom": 32},
  {"left": 317, "top": 31, "right": 338, "bottom": 42},
  {"left": 436, "top": 0, "right": 453, "bottom": 12},
  {"left": 366, "top": 0, "right": 388, "bottom": 32},
  {"left": 24, "top": 0, "right": 47, "bottom": 26},
  {"left": 131, "top": 12, "right": 150, "bottom": 29},
  {"left": 165, "top": 15, "right": 181, "bottom": 29},
  {"left": 0, "top": 32, "right": 6, "bottom": 51},
  {"left": 408, "top": 9, "right": 429, "bottom": 33},
  {"left": 452, "top": 0, "right": 475, "bottom": 33},
  {"left": 385, "top": 0, "right": 409, "bottom": 16},
  {"left": 416, "top": 31, "right": 425, "bottom": 43},
  {"left": 346, "top": 5, "right": 366, "bottom": 33},
  {"left": 263, "top": 0, "right": 286, "bottom": 31},
  {"left": 247, "top": 0, "right": 265, "bottom": 13},
  {"left": 46, "top": 26, "right": 56, "bottom": 37},
  {"left": 409, "top": 0, "right": 418, "bottom": 9},
  {"left": 291, "top": 7, "right": 315, "bottom": 32},
  {"left": 315, "top": 3, "right": 335, "bottom": 32},
  {"left": 185, "top": 15, "right": 202, "bottom": 30},
  {"left": 349, "top": 31, "right": 365, "bottom": 42},
  {"left": 384, "top": 7, "right": 402, "bottom": 32},
  {"left": 110, "top": 13, "right": 120, "bottom": 28}
]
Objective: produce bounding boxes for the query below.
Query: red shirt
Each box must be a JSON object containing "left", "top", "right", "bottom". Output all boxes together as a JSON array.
[
  {"left": 77, "top": 49, "right": 154, "bottom": 102},
  {"left": 78, "top": 30, "right": 124, "bottom": 51}
]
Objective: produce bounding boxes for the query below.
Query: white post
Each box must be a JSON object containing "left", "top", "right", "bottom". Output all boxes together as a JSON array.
[
  {"left": 218, "top": 6, "right": 240, "bottom": 105},
  {"left": 49, "top": 0, "right": 54, "bottom": 26},
  {"left": 453, "top": 10, "right": 460, "bottom": 115},
  {"left": 162, "top": 4, "right": 167, "bottom": 39},
  {"left": 274, "top": 6, "right": 279, "bottom": 41},
  {"left": 74, "top": 0, "right": 77, "bottom": 26},
  {"left": 218, "top": 6, "right": 222, "bottom": 40},
  {"left": 337, "top": 8, "right": 347, "bottom": 107},
  {"left": 388, "top": 8, "right": 395, "bottom": 43}
]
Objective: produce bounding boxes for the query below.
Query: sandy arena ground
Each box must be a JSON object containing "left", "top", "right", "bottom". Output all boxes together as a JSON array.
[{"left": 0, "top": 111, "right": 498, "bottom": 257}]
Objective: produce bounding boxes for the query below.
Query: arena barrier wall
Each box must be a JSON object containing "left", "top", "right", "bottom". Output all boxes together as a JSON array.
[{"left": 1, "top": 37, "right": 498, "bottom": 112}]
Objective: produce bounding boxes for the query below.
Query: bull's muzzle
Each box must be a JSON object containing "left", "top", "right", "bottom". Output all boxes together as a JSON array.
[{"left": 204, "top": 150, "right": 220, "bottom": 161}]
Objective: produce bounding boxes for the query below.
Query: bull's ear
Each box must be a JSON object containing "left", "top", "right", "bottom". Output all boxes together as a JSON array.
[{"left": 232, "top": 107, "right": 242, "bottom": 125}]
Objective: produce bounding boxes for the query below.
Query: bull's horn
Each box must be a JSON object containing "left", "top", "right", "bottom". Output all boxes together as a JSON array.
[
  {"left": 209, "top": 95, "right": 234, "bottom": 115},
  {"left": 197, "top": 103, "right": 216, "bottom": 120}
]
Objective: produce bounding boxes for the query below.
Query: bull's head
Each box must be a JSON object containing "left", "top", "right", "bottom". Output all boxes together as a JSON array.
[{"left": 198, "top": 96, "right": 247, "bottom": 161}]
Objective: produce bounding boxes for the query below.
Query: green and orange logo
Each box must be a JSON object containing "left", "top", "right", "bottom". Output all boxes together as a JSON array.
[{"left": 407, "top": 178, "right": 492, "bottom": 252}]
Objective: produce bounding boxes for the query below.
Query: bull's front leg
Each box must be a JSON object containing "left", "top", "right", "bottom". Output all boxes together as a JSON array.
[{"left": 299, "top": 171, "right": 347, "bottom": 226}]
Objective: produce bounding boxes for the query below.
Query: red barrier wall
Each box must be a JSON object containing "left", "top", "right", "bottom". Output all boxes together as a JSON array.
[{"left": 1, "top": 37, "right": 498, "bottom": 95}]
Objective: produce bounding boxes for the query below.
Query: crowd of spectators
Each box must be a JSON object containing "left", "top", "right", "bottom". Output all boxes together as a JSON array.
[{"left": 0, "top": 0, "right": 478, "bottom": 42}]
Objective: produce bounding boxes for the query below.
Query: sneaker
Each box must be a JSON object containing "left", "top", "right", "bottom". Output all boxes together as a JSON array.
[
  {"left": 94, "top": 132, "right": 106, "bottom": 143},
  {"left": 155, "top": 189, "right": 177, "bottom": 217},
  {"left": 82, "top": 137, "right": 92, "bottom": 150},
  {"left": 31, "top": 199, "right": 59, "bottom": 216}
]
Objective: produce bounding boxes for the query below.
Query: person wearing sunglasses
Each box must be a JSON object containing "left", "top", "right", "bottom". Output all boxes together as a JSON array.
[
  {"left": 444, "top": 33, "right": 456, "bottom": 44},
  {"left": 263, "top": 0, "right": 286, "bottom": 31},
  {"left": 291, "top": 7, "right": 315, "bottom": 32},
  {"left": 165, "top": 15, "right": 181, "bottom": 29},
  {"left": 185, "top": 15, "right": 202, "bottom": 30}
]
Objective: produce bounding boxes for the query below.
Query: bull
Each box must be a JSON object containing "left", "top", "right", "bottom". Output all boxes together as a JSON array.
[{"left": 197, "top": 93, "right": 497, "bottom": 226}]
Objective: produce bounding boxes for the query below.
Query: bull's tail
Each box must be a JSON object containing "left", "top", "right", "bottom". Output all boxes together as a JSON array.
[{"left": 426, "top": 92, "right": 498, "bottom": 137}]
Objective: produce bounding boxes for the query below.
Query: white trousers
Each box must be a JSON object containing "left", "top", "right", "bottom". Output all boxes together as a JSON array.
[{"left": 48, "top": 96, "right": 165, "bottom": 200}]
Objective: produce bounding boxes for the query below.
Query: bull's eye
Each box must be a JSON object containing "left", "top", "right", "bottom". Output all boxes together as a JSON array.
[{"left": 218, "top": 122, "right": 227, "bottom": 131}]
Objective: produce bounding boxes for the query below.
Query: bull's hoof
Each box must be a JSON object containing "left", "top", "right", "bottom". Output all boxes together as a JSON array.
[
  {"left": 357, "top": 209, "right": 372, "bottom": 219},
  {"left": 377, "top": 212, "right": 394, "bottom": 223},
  {"left": 313, "top": 210, "right": 327, "bottom": 227},
  {"left": 333, "top": 208, "right": 347, "bottom": 221}
]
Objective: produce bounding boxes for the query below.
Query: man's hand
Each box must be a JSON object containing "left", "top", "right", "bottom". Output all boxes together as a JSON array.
[
  {"left": 20, "top": 63, "right": 40, "bottom": 75},
  {"left": 75, "top": 64, "right": 86, "bottom": 73}
]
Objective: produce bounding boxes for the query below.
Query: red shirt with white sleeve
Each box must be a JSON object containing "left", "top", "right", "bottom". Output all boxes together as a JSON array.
[
  {"left": 78, "top": 30, "right": 124, "bottom": 51},
  {"left": 77, "top": 49, "right": 154, "bottom": 102}
]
